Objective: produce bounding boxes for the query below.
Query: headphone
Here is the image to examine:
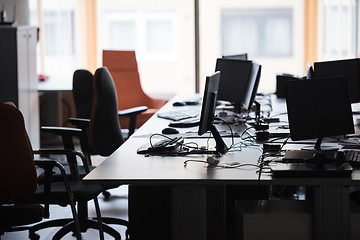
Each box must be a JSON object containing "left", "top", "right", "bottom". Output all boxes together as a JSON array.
[{"left": 304, "top": 151, "right": 346, "bottom": 168}]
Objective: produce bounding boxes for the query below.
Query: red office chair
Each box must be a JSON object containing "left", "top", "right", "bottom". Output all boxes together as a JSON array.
[{"left": 103, "top": 50, "right": 168, "bottom": 128}]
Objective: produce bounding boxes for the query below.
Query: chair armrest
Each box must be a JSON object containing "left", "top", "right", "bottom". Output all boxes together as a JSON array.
[
  {"left": 41, "top": 126, "right": 82, "bottom": 137},
  {"left": 118, "top": 106, "right": 148, "bottom": 136},
  {"left": 40, "top": 126, "right": 91, "bottom": 165},
  {"left": 68, "top": 118, "right": 90, "bottom": 130},
  {"left": 118, "top": 106, "right": 148, "bottom": 117},
  {"left": 33, "top": 159, "right": 80, "bottom": 235},
  {"left": 34, "top": 149, "right": 90, "bottom": 175}
]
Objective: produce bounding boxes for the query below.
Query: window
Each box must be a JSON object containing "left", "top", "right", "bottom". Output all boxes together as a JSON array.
[
  {"left": 222, "top": 9, "right": 293, "bottom": 57},
  {"left": 99, "top": 0, "right": 194, "bottom": 95},
  {"left": 29, "top": 0, "right": 78, "bottom": 80},
  {"left": 318, "top": 0, "right": 358, "bottom": 60},
  {"left": 102, "top": 10, "right": 178, "bottom": 61},
  {"left": 200, "top": 0, "right": 304, "bottom": 94},
  {"left": 30, "top": 0, "right": 360, "bottom": 96}
]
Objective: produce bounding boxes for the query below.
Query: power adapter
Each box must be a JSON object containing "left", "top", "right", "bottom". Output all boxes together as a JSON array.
[
  {"left": 256, "top": 131, "right": 269, "bottom": 141},
  {"left": 263, "top": 143, "right": 281, "bottom": 153}
]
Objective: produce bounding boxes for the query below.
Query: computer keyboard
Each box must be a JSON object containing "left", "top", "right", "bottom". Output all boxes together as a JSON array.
[
  {"left": 137, "top": 136, "right": 184, "bottom": 154},
  {"left": 157, "top": 109, "right": 200, "bottom": 121},
  {"left": 344, "top": 150, "right": 360, "bottom": 167},
  {"left": 169, "top": 117, "right": 200, "bottom": 128}
]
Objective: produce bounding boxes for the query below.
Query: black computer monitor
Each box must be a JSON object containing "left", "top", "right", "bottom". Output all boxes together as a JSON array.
[
  {"left": 222, "top": 53, "right": 248, "bottom": 60},
  {"left": 215, "top": 58, "right": 253, "bottom": 113},
  {"left": 314, "top": 58, "right": 360, "bottom": 103},
  {"left": 306, "top": 62, "right": 314, "bottom": 79},
  {"left": 285, "top": 76, "right": 354, "bottom": 150},
  {"left": 198, "top": 71, "right": 228, "bottom": 154},
  {"left": 242, "top": 62, "right": 261, "bottom": 111}
]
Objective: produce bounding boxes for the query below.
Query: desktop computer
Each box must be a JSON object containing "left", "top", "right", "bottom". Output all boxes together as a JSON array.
[
  {"left": 215, "top": 58, "right": 261, "bottom": 114},
  {"left": 314, "top": 58, "right": 360, "bottom": 103},
  {"left": 271, "top": 76, "right": 354, "bottom": 177}
]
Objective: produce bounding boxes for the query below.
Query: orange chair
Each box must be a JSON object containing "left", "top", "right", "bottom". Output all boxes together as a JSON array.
[{"left": 103, "top": 50, "right": 168, "bottom": 128}]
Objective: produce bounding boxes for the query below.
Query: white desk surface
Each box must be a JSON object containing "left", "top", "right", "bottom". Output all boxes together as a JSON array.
[
  {"left": 83, "top": 94, "right": 360, "bottom": 240},
  {"left": 38, "top": 76, "right": 72, "bottom": 91},
  {"left": 83, "top": 94, "right": 360, "bottom": 186}
]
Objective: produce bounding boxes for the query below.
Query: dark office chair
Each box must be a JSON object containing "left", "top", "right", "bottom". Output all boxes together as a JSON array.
[
  {"left": 30, "top": 148, "right": 121, "bottom": 240},
  {"left": 41, "top": 69, "right": 146, "bottom": 199},
  {"left": 0, "top": 102, "right": 80, "bottom": 240},
  {"left": 61, "top": 69, "right": 147, "bottom": 166},
  {"left": 71, "top": 69, "right": 147, "bottom": 143},
  {"left": 39, "top": 67, "right": 132, "bottom": 238},
  {"left": 90, "top": 67, "right": 125, "bottom": 155}
]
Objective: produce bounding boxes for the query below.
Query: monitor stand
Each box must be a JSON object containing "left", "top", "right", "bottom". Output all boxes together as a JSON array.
[
  {"left": 210, "top": 124, "right": 228, "bottom": 154},
  {"left": 284, "top": 137, "right": 339, "bottom": 161},
  {"left": 301, "top": 137, "right": 340, "bottom": 151},
  {"left": 284, "top": 149, "right": 337, "bottom": 161}
]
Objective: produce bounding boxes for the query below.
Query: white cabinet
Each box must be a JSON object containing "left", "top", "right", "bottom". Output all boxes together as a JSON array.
[{"left": 0, "top": 26, "right": 39, "bottom": 149}]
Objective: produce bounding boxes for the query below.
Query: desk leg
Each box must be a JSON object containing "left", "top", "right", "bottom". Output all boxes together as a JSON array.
[
  {"left": 172, "top": 185, "right": 206, "bottom": 240},
  {"left": 173, "top": 185, "right": 226, "bottom": 240},
  {"left": 128, "top": 185, "right": 226, "bottom": 240},
  {"left": 314, "top": 185, "right": 350, "bottom": 240},
  {"left": 128, "top": 185, "right": 172, "bottom": 240}
]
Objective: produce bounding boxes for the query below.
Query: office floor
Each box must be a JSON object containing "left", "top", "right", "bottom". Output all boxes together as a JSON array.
[{"left": 2, "top": 156, "right": 129, "bottom": 240}]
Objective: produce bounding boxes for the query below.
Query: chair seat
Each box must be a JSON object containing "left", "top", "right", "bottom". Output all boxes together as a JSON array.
[
  {"left": 34, "top": 182, "right": 104, "bottom": 205},
  {"left": 0, "top": 204, "right": 44, "bottom": 228}
]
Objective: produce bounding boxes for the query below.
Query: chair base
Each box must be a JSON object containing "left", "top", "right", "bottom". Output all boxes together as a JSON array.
[
  {"left": 100, "top": 217, "right": 130, "bottom": 239},
  {"left": 29, "top": 218, "right": 121, "bottom": 240}
]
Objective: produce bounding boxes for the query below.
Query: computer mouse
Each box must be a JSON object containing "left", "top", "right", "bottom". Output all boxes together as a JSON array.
[
  {"left": 162, "top": 127, "right": 179, "bottom": 134},
  {"left": 173, "top": 101, "right": 186, "bottom": 106}
]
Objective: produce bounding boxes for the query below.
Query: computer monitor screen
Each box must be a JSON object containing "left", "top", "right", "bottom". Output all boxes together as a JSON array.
[
  {"left": 285, "top": 76, "right": 354, "bottom": 149},
  {"left": 314, "top": 58, "right": 360, "bottom": 103},
  {"left": 215, "top": 58, "right": 253, "bottom": 112},
  {"left": 222, "top": 53, "right": 248, "bottom": 60},
  {"left": 198, "top": 71, "right": 228, "bottom": 154},
  {"left": 242, "top": 62, "right": 261, "bottom": 111}
]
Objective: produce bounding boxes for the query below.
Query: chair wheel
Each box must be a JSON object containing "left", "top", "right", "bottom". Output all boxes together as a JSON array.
[
  {"left": 29, "top": 232, "right": 40, "bottom": 240},
  {"left": 103, "top": 191, "right": 111, "bottom": 200}
]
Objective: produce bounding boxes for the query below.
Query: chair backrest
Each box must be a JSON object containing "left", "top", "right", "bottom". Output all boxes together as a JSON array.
[
  {"left": 72, "top": 69, "right": 94, "bottom": 118},
  {"left": 90, "top": 67, "right": 124, "bottom": 156},
  {"left": 0, "top": 102, "right": 37, "bottom": 203},
  {"left": 103, "top": 50, "right": 152, "bottom": 109}
]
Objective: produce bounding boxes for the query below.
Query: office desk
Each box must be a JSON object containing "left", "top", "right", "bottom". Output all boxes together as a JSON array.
[{"left": 83, "top": 95, "right": 360, "bottom": 240}]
